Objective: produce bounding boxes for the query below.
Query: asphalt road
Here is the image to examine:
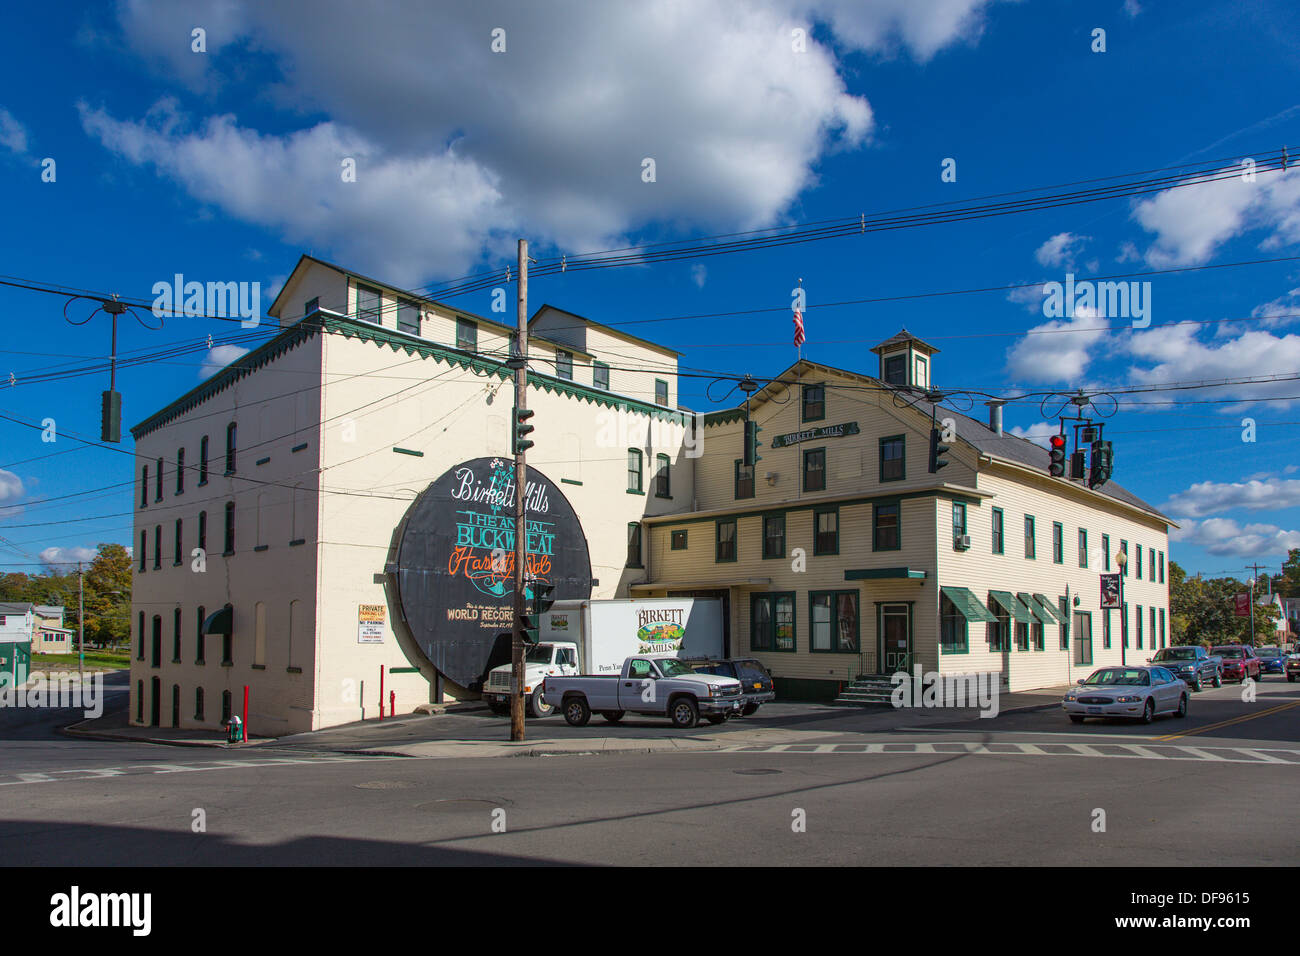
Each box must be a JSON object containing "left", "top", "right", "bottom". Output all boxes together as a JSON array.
[{"left": 1, "top": 672, "right": 1295, "bottom": 865}]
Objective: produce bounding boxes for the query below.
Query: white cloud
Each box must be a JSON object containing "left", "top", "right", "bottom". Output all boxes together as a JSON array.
[
  {"left": 200, "top": 344, "right": 251, "bottom": 379},
  {"left": 1003, "top": 307, "right": 1111, "bottom": 382},
  {"left": 690, "top": 264, "right": 707, "bottom": 289},
  {"left": 1124, "top": 323, "right": 1300, "bottom": 409},
  {"left": 1250, "top": 287, "right": 1300, "bottom": 330},
  {"left": 0, "top": 469, "right": 24, "bottom": 516},
  {"left": 39, "top": 545, "right": 97, "bottom": 568},
  {"left": 1161, "top": 477, "right": 1300, "bottom": 518},
  {"left": 0, "top": 107, "right": 28, "bottom": 155},
  {"left": 91, "top": 0, "right": 1007, "bottom": 285},
  {"left": 1123, "top": 0, "right": 1142, "bottom": 18},
  {"left": 1006, "top": 421, "right": 1058, "bottom": 448},
  {"left": 1169, "top": 517, "right": 1300, "bottom": 557},
  {"left": 1034, "top": 232, "right": 1090, "bottom": 269},
  {"left": 1132, "top": 167, "right": 1300, "bottom": 268}
]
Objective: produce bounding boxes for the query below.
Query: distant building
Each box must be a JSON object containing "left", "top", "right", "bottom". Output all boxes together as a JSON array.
[
  {"left": 0, "top": 602, "right": 33, "bottom": 685},
  {"left": 32, "top": 605, "right": 73, "bottom": 653}
]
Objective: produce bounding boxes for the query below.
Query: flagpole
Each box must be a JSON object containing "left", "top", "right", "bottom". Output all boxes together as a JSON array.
[{"left": 796, "top": 277, "right": 803, "bottom": 363}]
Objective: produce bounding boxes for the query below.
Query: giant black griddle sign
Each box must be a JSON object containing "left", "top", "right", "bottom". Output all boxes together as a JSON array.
[{"left": 395, "top": 457, "right": 592, "bottom": 688}]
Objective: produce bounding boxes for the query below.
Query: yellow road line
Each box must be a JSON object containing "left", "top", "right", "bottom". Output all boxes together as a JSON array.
[{"left": 1154, "top": 699, "right": 1300, "bottom": 741}]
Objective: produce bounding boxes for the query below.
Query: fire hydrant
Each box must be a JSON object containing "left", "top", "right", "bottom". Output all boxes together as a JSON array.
[{"left": 225, "top": 715, "right": 243, "bottom": 745}]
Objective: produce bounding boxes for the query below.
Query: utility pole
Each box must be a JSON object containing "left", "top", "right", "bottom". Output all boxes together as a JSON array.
[
  {"left": 1246, "top": 563, "right": 1267, "bottom": 643},
  {"left": 510, "top": 239, "right": 529, "bottom": 743},
  {"left": 77, "top": 562, "right": 85, "bottom": 685}
]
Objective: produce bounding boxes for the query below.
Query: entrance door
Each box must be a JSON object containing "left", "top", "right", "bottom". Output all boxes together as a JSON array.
[
  {"left": 879, "top": 604, "right": 911, "bottom": 674},
  {"left": 171, "top": 685, "right": 180, "bottom": 727},
  {"left": 1073, "top": 612, "right": 1093, "bottom": 666},
  {"left": 150, "top": 676, "right": 161, "bottom": 726}
]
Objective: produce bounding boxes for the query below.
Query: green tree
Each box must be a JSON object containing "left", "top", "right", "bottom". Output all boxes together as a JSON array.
[
  {"left": 1274, "top": 549, "right": 1300, "bottom": 599},
  {"left": 81, "top": 543, "right": 133, "bottom": 646}
]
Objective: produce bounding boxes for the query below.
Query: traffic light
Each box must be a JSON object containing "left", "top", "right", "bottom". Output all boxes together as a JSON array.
[
  {"left": 1069, "top": 450, "right": 1086, "bottom": 480},
  {"left": 532, "top": 582, "right": 555, "bottom": 618},
  {"left": 743, "top": 419, "right": 762, "bottom": 467},
  {"left": 512, "top": 407, "right": 534, "bottom": 455},
  {"left": 519, "top": 612, "right": 540, "bottom": 644},
  {"left": 928, "top": 426, "right": 950, "bottom": 474},
  {"left": 100, "top": 389, "right": 121, "bottom": 443},
  {"left": 1048, "top": 434, "right": 1067, "bottom": 477},
  {"left": 1089, "top": 439, "right": 1113, "bottom": 488}
]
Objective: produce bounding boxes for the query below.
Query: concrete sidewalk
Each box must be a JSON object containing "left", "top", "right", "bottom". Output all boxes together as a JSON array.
[{"left": 57, "top": 684, "right": 1071, "bottom": 754}]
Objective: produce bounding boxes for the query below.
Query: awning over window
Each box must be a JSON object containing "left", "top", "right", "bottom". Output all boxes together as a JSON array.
[
  {"left": 201, "top": 605, "right": 232, "bottom": 636},
  {"left": 1017, "top": 592, "right": 1054, "bottom": 624},
  {"left": 844, "top": 567, "right": 927, "bottom": 580},
  {"left": 1032, "top": 593, "right": 1064, "bottom": 623},
  {"left": 940, "top": 586, "right": 997, "bottom": 623},
  {"left": 988, "top": 590, "right": 1032, "bottom": 624}
]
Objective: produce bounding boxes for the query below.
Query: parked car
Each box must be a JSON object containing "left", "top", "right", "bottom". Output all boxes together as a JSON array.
[
  {"left": 1209, "top": 645, "right": 1261, "bottom": 683},
  {"left": 1255, "top": 646, "right": 1287, "bottom": 675},
  {"left": 1149, "top": 646, "right": 1222, "bottom": 690},
  {"left": 1061, "top": 666, "right": 1189, "bottom": 724},
  {"left": 542, "top": 655, "right": 744, "bottom": 728},
  {"left": 688, "top": 658, "right": 775, "bottom": 715},
  {"left": 1287, "top": 650, "right": 1300, "bottom": 683}
]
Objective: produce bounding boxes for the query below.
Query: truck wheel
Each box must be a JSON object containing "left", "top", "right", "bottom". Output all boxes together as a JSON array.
[
  {"left": 1191, "top": 676, "right": 1202, "bottom": 692},
  {"left": 670, "top": 697, "right": 699, "bottom": 729},
  {"left": 1212, "top": 672, "right": 1222, "bottom": 688},
  {"left": 528, "top": 692, "right": 553, "bottom": 719},
  {"left": 600, "top": 711, "right": 624, "bottom": 723},
  {"left": 563, "top": 697, "right": 590, "bottom": 727},
  {"left": 742, "top": 703, "right": 761, "bottom": 716}
]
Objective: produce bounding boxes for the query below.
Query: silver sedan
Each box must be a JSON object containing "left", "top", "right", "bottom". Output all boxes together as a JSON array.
[{"left": 1062, "top": 666, "right": 1189, "bottom": 724}]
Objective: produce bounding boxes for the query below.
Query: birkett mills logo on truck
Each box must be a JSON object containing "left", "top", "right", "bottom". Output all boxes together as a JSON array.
[{"left": 636, "top": 607, "right": 686, "bottom": 652}]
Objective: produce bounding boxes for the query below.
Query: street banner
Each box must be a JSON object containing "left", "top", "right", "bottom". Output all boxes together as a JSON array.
[
  {"left": 1234, "top": 592, "right": 1250, "bottom": 617},
  {"left": 1099, "top": 573, "right": 1120, "bottom": 609}
]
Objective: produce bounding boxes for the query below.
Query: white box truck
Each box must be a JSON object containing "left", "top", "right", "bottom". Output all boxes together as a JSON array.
[{"left": 482, "top": 597, "right": 724, "bottom": 717}]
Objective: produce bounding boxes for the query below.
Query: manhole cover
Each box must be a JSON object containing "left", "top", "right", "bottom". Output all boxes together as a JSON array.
[
  {"left": 733, "top": 768, "right": 782, "bottom": 775},
  {"left": 354, "top": 780, "right": 415, "bottom": 790}
]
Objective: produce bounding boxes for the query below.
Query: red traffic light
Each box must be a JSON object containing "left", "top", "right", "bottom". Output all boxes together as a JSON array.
[{"left": 1049, "top": 434, "right": 1066, "bottom": 450}]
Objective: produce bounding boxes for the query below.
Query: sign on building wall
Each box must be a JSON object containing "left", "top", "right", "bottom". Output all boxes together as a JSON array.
[
  {"left": 394, "top": 457, "right": 592, "bottom": 689},
  {"left": 357, "top": 604, "right": 386, "bottom": 644},
  {"left": 769, "top": 421, "right": 859, "bottom": 448}
]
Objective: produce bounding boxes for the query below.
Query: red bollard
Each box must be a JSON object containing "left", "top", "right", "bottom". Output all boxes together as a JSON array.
[
  {"left": 379, "top": 665, "right": 385, "bottom": 721},
  {"left": 390, "top": 689, "right": 395, "bottom": 718}
]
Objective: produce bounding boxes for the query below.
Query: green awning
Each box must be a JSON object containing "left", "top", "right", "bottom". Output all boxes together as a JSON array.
[
  {"left": 1032, "top": 593, "right": 1064, "bottom": 623},
  {"left": 844, "top": 567, "right": 927, "bottom": 580},
  {"left": 940, "top": 586, "right": 997, "bottom": 623},
  {"left": 988, "top": 590, "right": 1032, "bottom": 624},
  {"left": 1017, "top": 592, "right": 1054, "bottom": 624},
  {"left": 201, "top": 605, "right": 232, "bottom": 636}
]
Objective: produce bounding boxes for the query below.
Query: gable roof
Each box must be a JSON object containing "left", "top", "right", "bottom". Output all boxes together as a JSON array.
[
  {"left": 530, "top": 304, "right": 683, "bottom": 357},
  {"left": 703, "top": 358, "right": 1169, "bottom": 523}
]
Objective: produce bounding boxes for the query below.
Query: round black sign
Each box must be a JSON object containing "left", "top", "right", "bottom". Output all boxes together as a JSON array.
[{"left": 395, "top": 457, "right": 592, "bottom": 689}]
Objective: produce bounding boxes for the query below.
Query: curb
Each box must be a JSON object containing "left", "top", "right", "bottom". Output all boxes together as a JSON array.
[{"left": 59, "top": 722, "right": 272, "bottom": 749}]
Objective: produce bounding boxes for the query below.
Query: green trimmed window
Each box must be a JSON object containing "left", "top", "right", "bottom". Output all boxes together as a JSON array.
[
  {"left": 986, "top": 604, "right": 1009, "bottom": 651},
  {"left": 397, "top": 299, "right": 420, "bottom": 335},
  {"left": 1052, "top": 522, "right": 1064, "bottom": 564},
  {"left": 655, "top": 454, "right": 671, "bottom": 498},
  {"left": 1136, "top": 603, "right": 1144, "bottom": 649},
  {"left": 1078, "top": 528, "right": 1088, "bottom": 567},
  {"left": 1024, "top": 515, "right": 1036, "bottom": 558},
  {"left": 1102, "top": 609, "right": 1111, "bottom": 649},
  {"left": 814, "top": 506, "right": 839, "bottom": 555},
  {"left": 455, "top": 317, "right": 476, "bottom": 349},
  {"left": 953, "top": 502, "right": 967, "bottom": 539},
  {"left": 626, "top": 523, "right": 642, "bottom": 568},
  {"left": 1102, "top": 534, "right": 1110, "bottom": 570},
  {"left": 802, "top": 384, "right": 825, "bottom": 422},
  {"left": 1032, "top": 621, "right": 1044, "bottom": 651},
  {"left": 593, "top": 362, "right": 610, "bottom": 391},
  {"left": 1150, "top": 606, "right": 1157, "bottom": 648},
  {"left": 627, "top": 449, "right": 642, "bottom": 493},
  {"left": 716, "top": 519, "right": 737, "bottom": 562},
  {"left": 1058, "top": 596, "right": 1069, "bottom": 649},
  {"left": 810, "top": 591, "right": 859, "bottom": 652},
  {"left": 874, "top": 501, "right": 900, "bottom": 551},
  {"left": 751, "top": 592, "right": 795, "bottom": 652},
  {"left": 1159, "top": 607, "right": 1166, "bottom": 647},
  {"left": 1158, "top": 551, "right": 1165, "bottom": 583},
  {"left": 734, "top": 459, "right": 754, "bottom": 499},
  {"left": 991, "top": 508, "right": 1004, "bottom": 554},
  {"left": 880, "top": 435, "right": 905, "bottom": 482},
  {"left": 762, "top": 513, "right": 785, "bottom": 559},
  {"left": 1136, "top": 545, "right": 1143, "bottom": 579},
  {"left": 356, "top": 283, "right": 382, "bottom": 323},
  {"left": 1148, "top": 547, "right": 1156, "bottom": 581},
  {"left": 176, "top": 448, "right": 185, "bottom": 495},
  {"left": 1015, "top": 621, "right": 1029, "bottom": 651},
  {"left": 1120, "top": 539, "right": 1128, "bottom": 575},
  {"left": 556, "top": 350, "right": 574, "bottom": 380},
  {"left": 940, "top": 593, "right": 968, "bottom": 653},
  {"left": 670, "top": 530, "right": 687, "bottom": 550},
  {"left": 655, "top": 379, "right": 668, "bottom": 406},
  {"left": 803, "top": 447, "right": 826, "bottom": 492}
]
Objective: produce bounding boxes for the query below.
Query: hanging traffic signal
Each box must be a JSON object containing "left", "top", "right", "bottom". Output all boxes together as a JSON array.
[
  {"left": 532, "top": 582, "right": 555, "bottom": 618},
  {"left": 743, "top": 419, "right": 762, "bottom": 467},
  {"left": 100, "top": 389, "right": 121, "bottom": 443},
  {"left": 519, "top": 612, "right": 541, "bottom": 644},
  {"left": 1069, "top": 449, "right": 1086, "bottom": 480},
  {"left": 928, "top": 426, "right": 950, "bottom": 474},
  {"left": 1089, "top": 440, "right": 1114, "bottom": 488},
  {"left": 512, "top": 407, "right": 535, "bottom": 455},
  {"left": 1048, "top": 434, "right": 1067, "bottom": 477}
]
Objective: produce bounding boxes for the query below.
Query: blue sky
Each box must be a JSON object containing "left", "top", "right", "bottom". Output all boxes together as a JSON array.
[{"left": 1, "top": 0, "right": 1298, "bottom": 579}]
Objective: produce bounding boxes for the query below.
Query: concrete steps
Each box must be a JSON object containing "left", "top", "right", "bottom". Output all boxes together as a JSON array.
[{"left": 832, "top": 677, "right": 895, "bottom": 707}]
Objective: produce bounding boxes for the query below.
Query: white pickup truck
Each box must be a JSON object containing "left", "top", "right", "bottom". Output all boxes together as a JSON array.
[{"left": 542, "top": 655, "right": 744, "bottom": 729}]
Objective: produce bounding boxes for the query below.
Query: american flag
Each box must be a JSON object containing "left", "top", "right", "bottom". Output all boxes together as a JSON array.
[{"left": 792, "top": 308, "right": 805, "bottom": 347}]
